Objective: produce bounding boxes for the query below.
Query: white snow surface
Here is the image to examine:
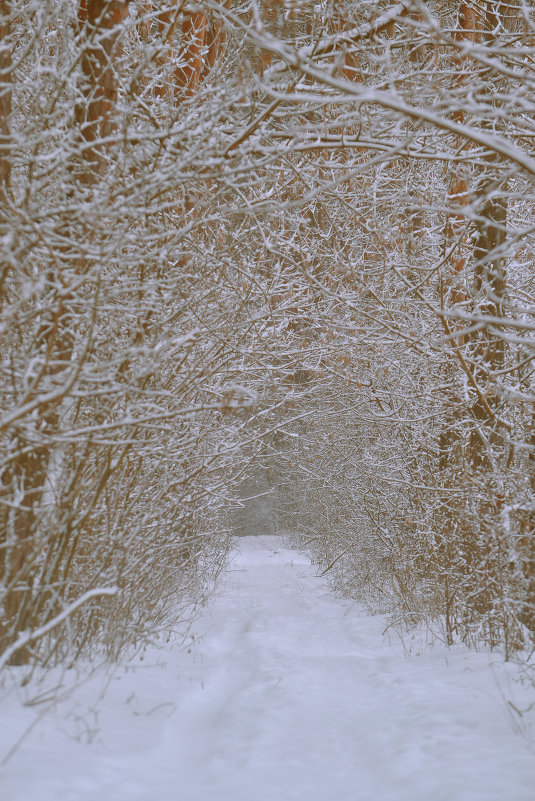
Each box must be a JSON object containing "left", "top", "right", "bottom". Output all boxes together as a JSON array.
[{"left": 1, "top": 535, "right": 535, "bottom": 801}]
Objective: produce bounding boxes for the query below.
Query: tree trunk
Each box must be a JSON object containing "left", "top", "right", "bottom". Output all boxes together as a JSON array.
[
  {"left": 76, "top": 0, "right": 130, "bottom": 182},
  {"left": 0, "top": 1, "right": 130, "bottom": 665},
  {"left": 0, "top": 0, "right": 10, "bottom": 192}
]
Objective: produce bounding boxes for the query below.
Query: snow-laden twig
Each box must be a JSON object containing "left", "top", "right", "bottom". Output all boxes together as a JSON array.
[{"left": 0, "top": 587, "right": 119, "bottom": 671}]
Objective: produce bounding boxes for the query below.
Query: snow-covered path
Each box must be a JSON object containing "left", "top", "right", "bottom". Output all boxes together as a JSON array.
[{"left": 2, "top": 535, "right": 535, "bottom": 801}]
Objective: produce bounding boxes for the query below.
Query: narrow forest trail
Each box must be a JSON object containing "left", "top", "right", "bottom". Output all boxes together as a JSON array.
[{"left": 2, "top": 535, "right": 535, "bottom": 801}]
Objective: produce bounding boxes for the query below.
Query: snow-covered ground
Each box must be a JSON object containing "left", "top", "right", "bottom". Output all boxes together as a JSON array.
[{"left": 1, "top": 535, "right": 535, "bottom": 801}]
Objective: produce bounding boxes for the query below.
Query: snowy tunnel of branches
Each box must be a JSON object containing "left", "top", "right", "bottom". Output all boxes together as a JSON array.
[{"left": 1, "top": 0, "right": 535, "bottom": 671}]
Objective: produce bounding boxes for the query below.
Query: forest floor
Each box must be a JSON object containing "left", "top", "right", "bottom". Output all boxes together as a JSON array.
[{"left": 1, "top": 535, "right": 535, "bottom": 801}]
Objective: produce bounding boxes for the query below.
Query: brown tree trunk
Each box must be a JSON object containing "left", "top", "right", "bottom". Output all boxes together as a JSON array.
[
  {"left": 155, "top": 4, "right": 212, "bottom": 102},
  {"left": 0, "top": 0, "right": 10, "bottom": 192},
  {"left": 435, "top": 1, "right": 511, "bottom": 636},
  {"left": 0, "top": 2, "right": 130, "bottom": 665},
  {"left": 0, "top": 0, "right": 11, "bottom": 304},
  {"left": 174, "top": 11, "right": 207, "bottom": 99},
  {"left": 441, "top": 1, "right": 508, "bottom": 473},
  {"left": 0, "top": 1, "right": 30, "bottom": 664},
  {"left": 464, "top": 3, "right": 509, "bottom": 468},
  {"left": 206, "top": 1, "right": 229, "bottom": 72},
  {"left": 76, "top": 0, "right": 130, "bottom": 182}
]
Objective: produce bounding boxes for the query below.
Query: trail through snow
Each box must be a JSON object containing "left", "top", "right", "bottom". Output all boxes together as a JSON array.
[{"left": 1, "top": 535, "right": 535, "bottom": 801}]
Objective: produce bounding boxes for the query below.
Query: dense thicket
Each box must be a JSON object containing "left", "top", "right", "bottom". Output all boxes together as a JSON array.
[
  {"left": 264, "top": 0, "right": 535, "bottom": 656},
  {"left": 1, "top": 0, "right": 535, "bottom": 673},
  {"left": 0, "top": 0, "right": 308, "bottom": 669}
]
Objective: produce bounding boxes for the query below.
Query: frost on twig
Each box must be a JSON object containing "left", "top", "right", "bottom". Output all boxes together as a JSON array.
[{"left": 0, "top": 588, "right": 119, "bottom": 671}]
